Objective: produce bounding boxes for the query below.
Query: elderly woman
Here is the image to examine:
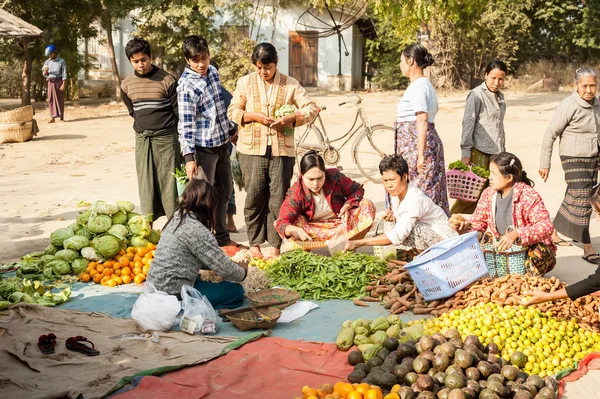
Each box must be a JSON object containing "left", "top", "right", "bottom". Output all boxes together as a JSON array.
[
  {"left": 539, "top": 67, "right": 600, "bottom": 264},
  {"left": 347, "top": 155, "right": 456, "bottom": 253},
  {"left": 395, "top": 44, "right": 449, "bottom": 215},
  {"left": 274, "top": 151, "right": 376, "bottom": 252},
  {"left": 451, "top": 60, "right": 508, "bottom": 215},
  {"left": 227, "top": 43, "right": 318, "bottom": 259}
]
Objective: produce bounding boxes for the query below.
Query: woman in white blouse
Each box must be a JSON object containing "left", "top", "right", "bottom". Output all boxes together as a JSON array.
[
  {"left": 395, "top": 44, "right": 449, "bottom": 215},
  {"left": 347, "top": 155, "right": 457, "bottom": 253}
]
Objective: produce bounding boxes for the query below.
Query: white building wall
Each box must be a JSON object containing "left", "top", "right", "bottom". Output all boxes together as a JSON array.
[{"left": 216, "top": 6, "right": 354, "bottom": 89}]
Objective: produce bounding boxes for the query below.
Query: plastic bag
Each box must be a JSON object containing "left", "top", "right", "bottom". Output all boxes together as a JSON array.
[
  {"left": 326, "top": 225, "right": 348, "bottom": 256},
  {"left": 374, "top": 220, "right": 397, "bottom": 260},
  {"left": 178, "top": 285, "right": 218, "bottom": 335},
  {"left": 131, "top": 283, "right": 181, "bottom": 332},
  {"left": 230, "top": 145, "right": 244, "bottom": 191}
]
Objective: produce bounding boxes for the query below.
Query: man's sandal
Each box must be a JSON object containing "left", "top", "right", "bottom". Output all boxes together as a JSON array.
[
  {"left": 66, "top": 336, "right": 100, "bottom": 356},
  {"left": 38, "top": 333, "right": 57, "bottom": 354}
]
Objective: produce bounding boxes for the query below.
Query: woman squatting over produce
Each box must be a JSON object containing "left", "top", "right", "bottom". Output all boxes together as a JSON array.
[
  {"left": 450, "top": 152, "right": 557, "bottom": 276},
  {"left": 525, "top": 184, "right": 600, "bottom": 305},
  {"left": 274, "top": 151, "right": 376, "bottom": 252},
  {"left": 346, "top": 154, "right": 456, "bottom": 253},
  {"left": 146, "top": 179, "right": 248, "bottom": 309}
]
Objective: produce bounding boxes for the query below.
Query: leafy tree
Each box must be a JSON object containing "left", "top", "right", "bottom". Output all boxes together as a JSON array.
[{"left": 1, "top": 0, "right": 99, "bottom": 104}]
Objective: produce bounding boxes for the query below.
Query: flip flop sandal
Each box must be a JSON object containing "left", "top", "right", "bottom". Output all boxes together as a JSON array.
[
  {"left": 66, "top": 336, "right": 100, "bottom": 356},
  {"left": 552, "top": 239, "right": 573, "bottom": 247},
  {"left": 38, "top": 333, "right": 57, "bottom": 354},
  {"left": 582, "top": 253, "right": 600, "bottom": 265}
]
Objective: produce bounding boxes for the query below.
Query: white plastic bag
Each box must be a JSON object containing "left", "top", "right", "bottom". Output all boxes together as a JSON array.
[
  {"left": 374, "top": 220, "right": 397, "bottom": 260},
  {"left": 131, "top": 283, "right": 181, "bottom": 332},
  {"left": 178, "top": 285, "right": 218, "bottom": 335},
  {"left": 326, "top": 225, "right": 348, "bottom": 256}
]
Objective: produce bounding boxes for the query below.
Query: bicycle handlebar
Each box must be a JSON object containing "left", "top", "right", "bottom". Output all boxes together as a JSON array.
[{"left": 338, "top": 94, "right": 363, "bottom": 107}]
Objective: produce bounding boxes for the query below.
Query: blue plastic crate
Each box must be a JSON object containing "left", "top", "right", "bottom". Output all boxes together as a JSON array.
[{"left": 404, "top": 232, "right": 489, "bottom": 301}]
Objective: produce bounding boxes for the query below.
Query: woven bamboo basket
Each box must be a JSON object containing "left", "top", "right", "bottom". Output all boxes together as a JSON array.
[
  {"left": 246, "top": 288, "right": 300, "bottom": 310},
  {"left": 0, "top": 106, "right": 34, "bottom": 124},
  {"left": 227, "top": 307, "right": 282, "bottom": 331},
  {"left": 0, "top": 121, "right": 33, "bottom": 144}
]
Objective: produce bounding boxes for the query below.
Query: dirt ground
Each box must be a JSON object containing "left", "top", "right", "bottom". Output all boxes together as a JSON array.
[{"left": 1, "top": 90, "right": 599, "bottom": 288}]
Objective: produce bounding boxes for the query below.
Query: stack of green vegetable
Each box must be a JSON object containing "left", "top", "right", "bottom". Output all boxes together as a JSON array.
[
  {"left": 265, "top": 250, "right": 389, "bottom": 300},
  {"left": 13, "top": 200, "right": 160, "bottom": 281},
  {"left": 336, "top": 316, "right": 425, "bottom": 356},
  {"left": 448, "top": 160, "right": 490, "bottom": 179},
  {"left": 274, "top": 104, "right": 296, "bottom": 136},
  {"left": 0, "top": 275, "right": 71, "bottom": 309}
]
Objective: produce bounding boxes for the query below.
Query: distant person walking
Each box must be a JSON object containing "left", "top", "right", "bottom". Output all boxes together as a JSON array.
[
  {"left": 42, "top": 44, "right": 67, "bottom": 123},
  {"left": 394, "top": 44, "right": 449, "bottom": 215},
  {"left": 451, "top": 60, "right": 508, "bottom": 215},
  {"left": 121, "top": 38, "right": 180, "bottom": 221},
  {"left": 539, "top": 67, "right": 600, "bottom": 264}
]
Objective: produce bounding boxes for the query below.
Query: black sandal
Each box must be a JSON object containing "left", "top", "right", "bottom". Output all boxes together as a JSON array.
[
  {"left": 582, "top": 253, "right": 600, "bottom": 265},
  {"left": 66, "top": 336, "right": 100, "bottom": 356},
  {"left": 38, "top": 333, "right": 57, "bottom": 354}
]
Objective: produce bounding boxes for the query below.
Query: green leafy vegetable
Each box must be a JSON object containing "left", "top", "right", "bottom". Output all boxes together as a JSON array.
[
  {"left": 50, "top": 228, "right": 74, "bottom": 247},
  {"left": 92, "top": 200, "right": 120, "bottom": 216},
  {"left": 128, "top": 215, "right": 151, "bottom": 238},
  {"left": 274, "top": 104, "right": 296, "bottom": 136},
  {"left": 76, "top": 209, "right": 93, "bottom": 226},
  {"left": 44, "top": 243, "right": 59, "bottom": 255},
  {"left": 130, "top": 235, "right": 149, "bottom": 248},
  {"left": 147, "top": 230, "right": 161, "bottom": 245},
  {"left": 111, "top": 210, "right": 127, "bottom": 225},
  {"left": 54, "top": 249, "right": 79, "bottom": 263},
  {"left": 81, "top": 247, "right": 103, "bottom": 262},
  {"left": 107, "top": 224, "right": 130, "bottom": 240},
  {"left": 46, "top": 259, "right": 71, "bottom": 275},
  {"left": 63, "top": 236, "right": 90, "bottom": 251},
  {"left": 448, "top": 160, "right": 490, "bottom": 179},
  {"left": 92, "top": 235, "right": 122, "bottom": 258},
  {"left": 265, "top": 250, "right": 389, "bottom": 300},
  {"left": 71, "top": 258, "right": 89, "bottom": 274},
  {"left": 87, "top": 214, "right": 113, "bottom": 234},
  {"left": 117, "top": 201, "right": 135, "bottom": 213}
]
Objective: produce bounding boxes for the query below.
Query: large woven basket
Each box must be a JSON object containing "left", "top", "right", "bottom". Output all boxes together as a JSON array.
[
  {"left": 246, "top": 288, "right": 300, "bottom": 310},
  {"left": 0, "top": 106, "right": 34, "bottom": 124},
  {"left": 446, "top": 169, "right": 487, "bottom": 202},
  {"left": 227, "top": 307, "right": 282, "bottom": 331},
  {"left": 0, "top": 121, "right": 33, "bottom": 144}
]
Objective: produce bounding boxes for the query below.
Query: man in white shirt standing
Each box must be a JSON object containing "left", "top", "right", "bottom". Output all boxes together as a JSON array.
[{"left": 42, "top": 44, "right": 67, "bottom": 123}]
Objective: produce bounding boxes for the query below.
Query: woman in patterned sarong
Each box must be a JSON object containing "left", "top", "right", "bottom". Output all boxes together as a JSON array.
[
  {"left": 394, "top": 44, "right": 449, "bottom": 215},
  {"left": 539, "top": 67, "right": 600, "bottom": 264},
  {"left": 274, "top": 151, "right": 375, "bottom": 252}
]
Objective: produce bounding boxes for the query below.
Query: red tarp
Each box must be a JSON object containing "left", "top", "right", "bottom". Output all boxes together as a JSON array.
[
  {"left": 114, "top": 337, "right": 353, "bottom": 399},
  {"left": 558, "top": 352, "right": 600, "bottom": 398}
]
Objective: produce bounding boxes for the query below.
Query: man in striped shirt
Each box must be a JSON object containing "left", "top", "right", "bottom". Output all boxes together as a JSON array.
[
  {"left": 177, "top": 35, "right": 240, "bottom": 248},
  {"left": 121, "top": 38, "right": 180, "bottom": 221}
]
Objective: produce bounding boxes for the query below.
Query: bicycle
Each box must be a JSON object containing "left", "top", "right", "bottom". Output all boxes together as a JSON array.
[{"left": 295, "top": 94, "right": 395, "bottom": 184}]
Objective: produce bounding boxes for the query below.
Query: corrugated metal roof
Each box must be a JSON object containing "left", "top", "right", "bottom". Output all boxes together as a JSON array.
[{"left": 0, "top": 9, "right": 43, "bottom": 38}]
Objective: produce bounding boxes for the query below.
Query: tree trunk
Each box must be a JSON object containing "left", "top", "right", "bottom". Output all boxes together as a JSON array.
[
  {"left": 101, "top": 0, "right": 122, "bottom": 101},
  {"left": 271, "top": 0, "right": 279, "bottom": 42},
  {"left": 21, "top": 39, "right": 32, "bottom": 106}
]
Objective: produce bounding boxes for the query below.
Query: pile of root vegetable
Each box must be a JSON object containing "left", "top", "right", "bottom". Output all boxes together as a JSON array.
[
  {"left": 364, "top": 262, "right": 600, "bottom": 332},
  {"left": 440, "top": 275, "right": 600, "bottom": 332}
]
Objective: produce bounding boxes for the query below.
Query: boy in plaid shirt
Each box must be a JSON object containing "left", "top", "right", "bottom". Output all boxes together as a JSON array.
[{"left": 177, "top": 35, "right": 239, "bottom": 247}]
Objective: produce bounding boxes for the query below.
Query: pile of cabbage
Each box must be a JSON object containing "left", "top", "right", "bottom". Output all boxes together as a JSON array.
[
  {"left": 15, "top": 200, "right": 160, "bottom": 280},
  {"left": 0, "top": 276, "right": 71, "bottom": 309}
]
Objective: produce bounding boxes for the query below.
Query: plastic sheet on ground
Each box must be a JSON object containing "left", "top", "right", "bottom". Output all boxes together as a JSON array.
[
  {"left": 558, "top": 352, "right": 600, "bottom": 399},
  {"left": 111, "top": 337, "right": 353, "bottom": 399}
]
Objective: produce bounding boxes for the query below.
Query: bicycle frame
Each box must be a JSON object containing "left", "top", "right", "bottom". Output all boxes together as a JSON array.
[{"left": 297, "top": 96, "right": 376, "bottom": 150}]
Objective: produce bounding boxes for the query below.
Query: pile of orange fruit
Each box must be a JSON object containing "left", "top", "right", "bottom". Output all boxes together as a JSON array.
[
  {"left": 295, "top": 382, "right": 401, "bottom": 399},
  {"left": 78, "top": 243, "right": 156, "bottom": 287}
]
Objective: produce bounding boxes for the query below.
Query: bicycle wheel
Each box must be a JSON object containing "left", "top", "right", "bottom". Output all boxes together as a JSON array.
[
  {"left": 295, "top": 125, "right": 327, "bottom": 163},
  {"left": 352, "top": 124, "right": 395, "bottom": 183}
]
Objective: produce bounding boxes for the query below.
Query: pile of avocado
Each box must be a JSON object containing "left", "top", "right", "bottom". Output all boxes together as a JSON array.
[{"left": 346, "top": 329, "right": 558, "bottom": 399}]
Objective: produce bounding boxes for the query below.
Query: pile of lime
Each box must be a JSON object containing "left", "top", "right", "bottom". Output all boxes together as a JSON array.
[{"left": 415, "top": 302, "right": 600, "bottom": 377}]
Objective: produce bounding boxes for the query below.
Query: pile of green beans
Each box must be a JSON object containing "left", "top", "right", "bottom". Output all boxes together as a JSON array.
[{"left": 265, "top": 250, "right": 389, "bottom": 300}]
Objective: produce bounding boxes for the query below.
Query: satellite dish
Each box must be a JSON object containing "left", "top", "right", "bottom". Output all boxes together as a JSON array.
[{"left": 295, "top": 1, "right": 368, "bottom": 76}]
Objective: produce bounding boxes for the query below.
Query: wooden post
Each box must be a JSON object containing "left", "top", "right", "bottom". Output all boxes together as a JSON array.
[{"left": 21, "top": 38, "right": 33, "bottom": 106}]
